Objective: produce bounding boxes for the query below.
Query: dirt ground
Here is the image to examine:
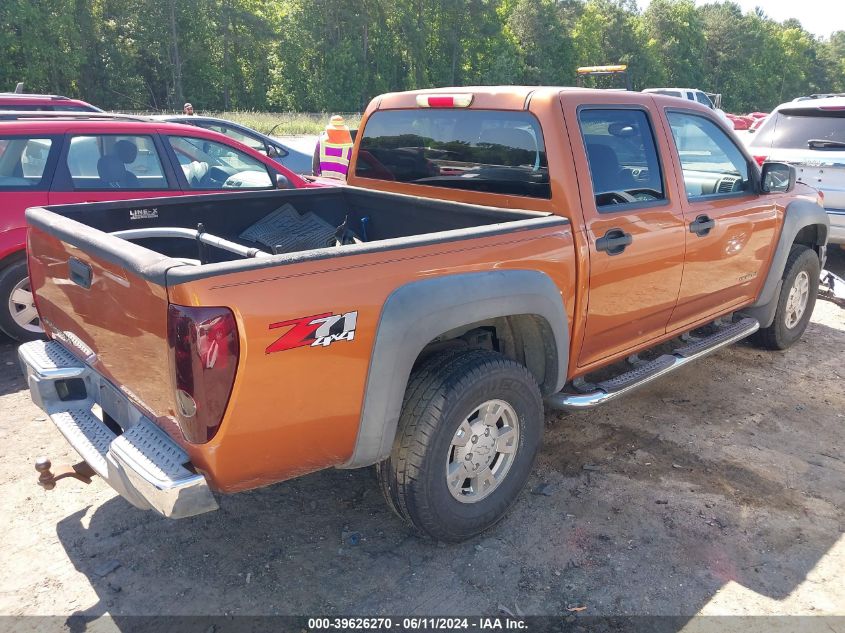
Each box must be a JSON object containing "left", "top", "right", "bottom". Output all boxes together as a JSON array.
[{"left": 0, "top": 250, "right": 843, "bottom": 630}]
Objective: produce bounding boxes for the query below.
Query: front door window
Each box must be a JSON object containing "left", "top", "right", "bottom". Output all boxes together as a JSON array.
[
  {"left": 667, "top": 112, "right": 750, "bottom": 198},
  {"left": 167, "top": 136, "right": 273, "bottom": 189}
]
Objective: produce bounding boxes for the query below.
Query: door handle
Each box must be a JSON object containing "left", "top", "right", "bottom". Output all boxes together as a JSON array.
[
  {"left": 689, "top": 214, "right": 716, "bottom": 236},
  {"left": 595, "top": 228, "right": 633, "bottom": 255}
]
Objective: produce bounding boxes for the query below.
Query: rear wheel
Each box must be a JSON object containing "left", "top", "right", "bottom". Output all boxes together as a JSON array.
[
  {"left": 752, "top": 245, "right": 819, "bottom": 350},
  {"left": 377, "top": 349, "right": 543, "bottom": 542},
  {"left": 0, "top": 258, "right": 42, "bottom": 342}
]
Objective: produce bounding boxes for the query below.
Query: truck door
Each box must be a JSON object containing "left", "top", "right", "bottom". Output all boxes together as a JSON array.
[
  {"left": 662, "top": 109, "right": 778, "bottom": 331},
  {"left": 564, "top": 103, "right": 686, "bottom": 368}
]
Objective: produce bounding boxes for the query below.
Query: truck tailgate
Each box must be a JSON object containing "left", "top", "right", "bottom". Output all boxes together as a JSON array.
[{"left": 26, "top": 210, "right": 178, "bottom": 433}]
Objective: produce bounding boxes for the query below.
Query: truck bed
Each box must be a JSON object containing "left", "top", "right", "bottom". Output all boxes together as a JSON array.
[
  {"left": 24, "top": 186, "right": 572, "bottom": 493},
  {"left": 28, "top": 187, "right": 551, "bottom": 278}
]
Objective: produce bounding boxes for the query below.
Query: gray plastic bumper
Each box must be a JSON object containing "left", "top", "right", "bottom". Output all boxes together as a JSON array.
[
  {"left": 828, "top": 209, "right": 845, "bottom": 245},
  {"left": 19, "top": 340, "right": 218, "bottom": 519}
]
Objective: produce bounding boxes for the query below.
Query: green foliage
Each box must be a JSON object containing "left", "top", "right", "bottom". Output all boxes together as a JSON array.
[
  {"left": 644, "top": 0, "right": 705, "bottom": 88},
  {"left": 2, "top": 0, "right": 844, "bottom": 115}
]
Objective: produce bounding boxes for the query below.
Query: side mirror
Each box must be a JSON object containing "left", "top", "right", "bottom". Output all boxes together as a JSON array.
[
  {"left": 760, "top": 162, "right": 796, "bottom": 194},
  {"left": 275, "top": 173, "right": 291, "bottom": 189}
]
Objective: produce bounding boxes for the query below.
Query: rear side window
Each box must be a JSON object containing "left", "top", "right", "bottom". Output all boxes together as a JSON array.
[
  {"left": 578, "top": 108, "right": 665, "bottom": 208},
  {"left": 0, "top": 137, "right": 54, "bottom": 188},
  {"left": 355, "top": 109, "right": 550, "bottom": 198},
  {"left": 755, "top": 109, "right": 845, "bottom": 149},
  {"left": 52, "top": 104, "right": 99, "bottom": 112},
  {"left": 200, "top": 123, "right": 271, "bottom": 154},
  {"left": 66, "top": 135, "right": 166, "bottom": 190},
  {"left": 0, "top": 104, "right": 45, "bottom": 111}
]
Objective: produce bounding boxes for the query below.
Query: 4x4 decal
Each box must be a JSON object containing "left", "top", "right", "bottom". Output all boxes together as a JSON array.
[{"left": 266, "top": 311, "right": 358, "bottom": 354}]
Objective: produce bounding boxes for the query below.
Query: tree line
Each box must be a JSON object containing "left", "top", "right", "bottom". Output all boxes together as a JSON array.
[{"left": 2, "top": 0, "right": 844, "bottom": 115}]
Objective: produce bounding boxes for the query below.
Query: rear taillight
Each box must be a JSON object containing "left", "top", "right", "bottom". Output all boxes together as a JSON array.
[
  {"left": 753, "top": 155, "right": 768, "bottom": 167},
  {"left": 167, "top": 304, "right": 239, "bottom": 444}
]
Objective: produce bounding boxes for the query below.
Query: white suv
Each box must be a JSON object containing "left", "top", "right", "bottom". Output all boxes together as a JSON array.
[
  {"left": 748, "top": 97, "right": 845, "bottom": 245},
  {"left": 642, "top": 88, "right": 731, "bottom": 125}
]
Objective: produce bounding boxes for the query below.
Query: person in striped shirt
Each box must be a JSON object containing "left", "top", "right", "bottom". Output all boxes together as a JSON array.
[{"left": 313, "top": 115, "right": 354, "bottom": 180}]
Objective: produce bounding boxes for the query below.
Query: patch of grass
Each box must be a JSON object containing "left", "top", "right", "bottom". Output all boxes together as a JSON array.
[
  {"left": 196, "top": 111, "right": 361, "bottom": 136},
  {"left": 120, "top": 110, "right": 361, "bottom": 136}
]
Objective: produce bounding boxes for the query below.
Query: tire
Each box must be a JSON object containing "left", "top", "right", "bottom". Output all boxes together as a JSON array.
[
  {"left": 376, "top": 348, "right": 544, "bottom": 542},
  {"left": 0, "top": 258, "right": 43, "bottom": 342},
  {"left": 751, "top": 245, "right": 820, "bottom": 350}
]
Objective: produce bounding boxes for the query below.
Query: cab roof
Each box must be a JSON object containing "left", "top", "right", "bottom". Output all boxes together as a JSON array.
[{"left": 374, "top": 86, "right": 666, "bottom": 111}]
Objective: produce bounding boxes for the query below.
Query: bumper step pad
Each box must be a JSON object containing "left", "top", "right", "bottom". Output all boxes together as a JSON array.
[
  {"left": 111, "top": 420, "right": 194, "bottom": 486},
  {"left": 19, "top": 339, "right": 85, "bottom": 378},
  {"left": 52, "top": 408, "right": 115, "bottom": 476},
  {"left": 19, "top": 339, "right": 218, "bottom": 518}
]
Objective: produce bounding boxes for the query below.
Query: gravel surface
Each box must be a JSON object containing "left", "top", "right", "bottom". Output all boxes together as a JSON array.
[{"left": 0, "top": 250, "right": 842, "bottom": 625}]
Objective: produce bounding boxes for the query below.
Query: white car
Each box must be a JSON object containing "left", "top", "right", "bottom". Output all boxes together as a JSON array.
[
  {"left": 642, "top": 88, "right": 732, "bottom": 125},
  {"left": 747, "top": 96, "right": 845, "bottom": 245}
]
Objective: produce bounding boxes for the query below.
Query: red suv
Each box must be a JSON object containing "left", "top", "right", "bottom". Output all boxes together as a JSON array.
[
  {"left": 0, "top": 93, "right": 102, "bottom": 113},
  {"left": 0, "top": 115, "right": 315, "bottom": 341}
]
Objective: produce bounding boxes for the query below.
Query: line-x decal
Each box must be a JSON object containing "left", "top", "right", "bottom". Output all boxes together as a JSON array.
[{"left": 266, "top": 311, "right": 358, "bottom": 354}]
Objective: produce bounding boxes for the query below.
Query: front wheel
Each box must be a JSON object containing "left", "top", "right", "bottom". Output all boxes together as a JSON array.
[
  {"left": 0, "top": 258, "right": 42, "bottom": 342},
  {"left": 751, "top": 245, "right": 820, "bottom": 350},
  {"left": 377, "top": 349, "right": 543, "bottom": 542}
]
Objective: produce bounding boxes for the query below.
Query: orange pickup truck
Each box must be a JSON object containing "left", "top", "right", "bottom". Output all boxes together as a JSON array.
[{"left": 20, "top": 88, "right": 828, "bottom": 542}]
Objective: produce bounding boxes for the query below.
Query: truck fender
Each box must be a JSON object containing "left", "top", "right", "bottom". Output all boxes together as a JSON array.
[
  {"left": 341, "top": 270, "right": 569, "bottom": 469},
  {"left": 744, "top": 199, "right": 829, "bottom": 328}
]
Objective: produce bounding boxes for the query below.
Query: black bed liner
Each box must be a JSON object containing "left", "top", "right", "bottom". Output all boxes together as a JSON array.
[{"left": 26, "top": 186, "right": 567, "bottom": 285}]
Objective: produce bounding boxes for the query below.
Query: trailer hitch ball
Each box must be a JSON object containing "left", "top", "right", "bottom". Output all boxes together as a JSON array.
[{"left": 35, "top": 456, "right": 96, "bottom": 490}]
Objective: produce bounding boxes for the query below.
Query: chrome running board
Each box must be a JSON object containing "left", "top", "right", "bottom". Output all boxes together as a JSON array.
[{"left": 546, "top": 317, "right": 759, "bottom": 411}]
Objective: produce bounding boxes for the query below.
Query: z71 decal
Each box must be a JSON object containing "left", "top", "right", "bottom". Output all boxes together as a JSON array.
[{"left": 266, "top": 311, "right": 358, "bottom": 354}]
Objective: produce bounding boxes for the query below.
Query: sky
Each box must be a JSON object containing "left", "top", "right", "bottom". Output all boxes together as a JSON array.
[{"left": 636, "top": 0, "right": 845, "bottom": 38}]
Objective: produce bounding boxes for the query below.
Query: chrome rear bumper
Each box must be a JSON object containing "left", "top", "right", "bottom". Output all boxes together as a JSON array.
[{"left": 19, "top": 340, "right": 218, "bottom": 518}]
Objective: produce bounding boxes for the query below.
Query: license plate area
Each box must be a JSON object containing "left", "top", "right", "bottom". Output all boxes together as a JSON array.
[{"left": 99, "top": 379, "right": 128, "bottom": 428}]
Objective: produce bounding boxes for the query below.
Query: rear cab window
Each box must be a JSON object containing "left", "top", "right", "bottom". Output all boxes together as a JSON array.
[
  {"left": 577, "top": 108, "right": 665, "bottom": 209},
  {"left": 0, "top": 135, "right": 58, "bottom": 189},
  {"left": 65, "top": 134, "right": 167, "bottom": 190},
  {"left": 355, "top": 109, "right": 551, "bottom": 198}
]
